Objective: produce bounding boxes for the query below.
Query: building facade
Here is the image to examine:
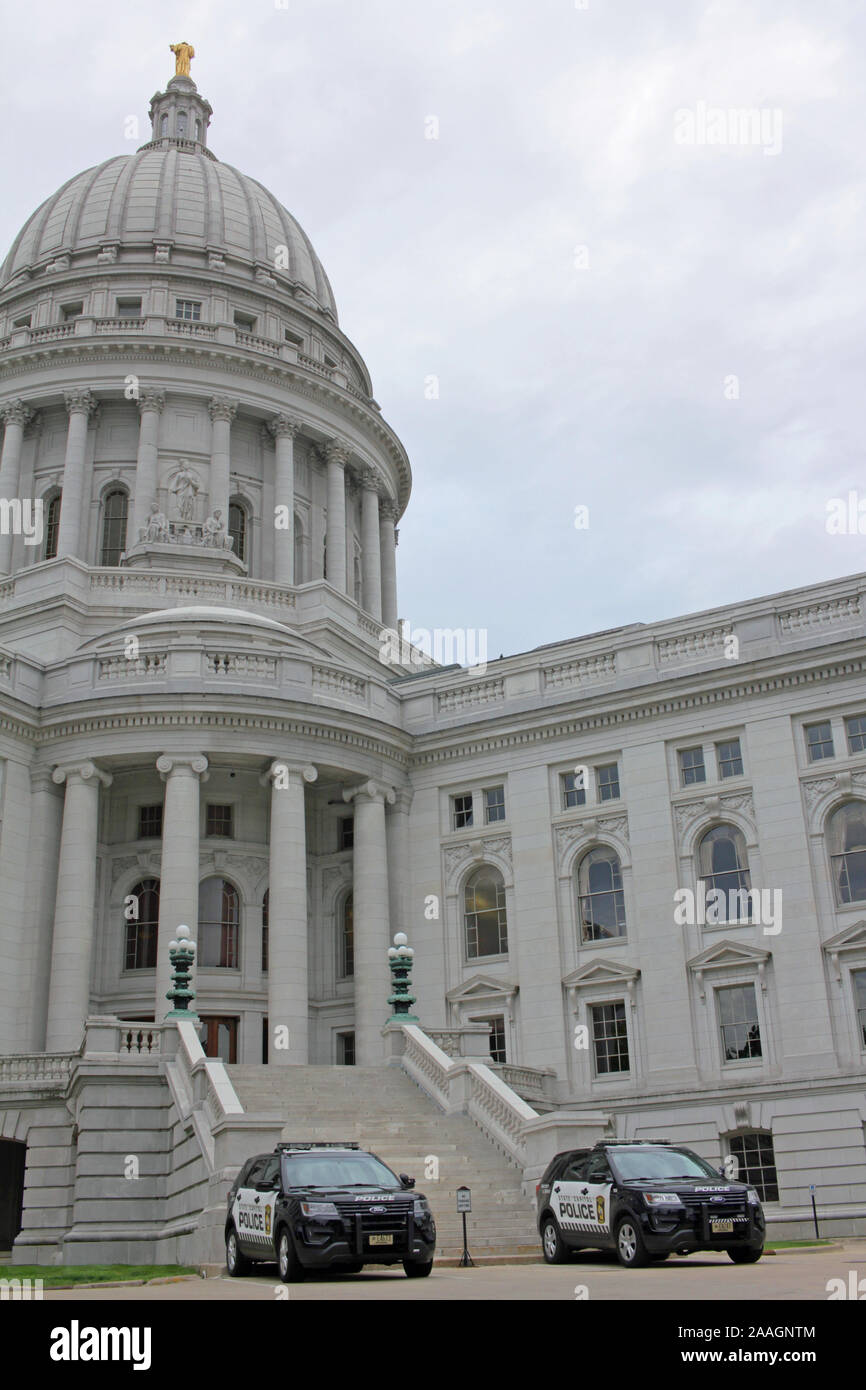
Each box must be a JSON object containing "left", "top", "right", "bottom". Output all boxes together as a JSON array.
[{"left": 1, "top": 66, "right": 865, "bottom": 1240}]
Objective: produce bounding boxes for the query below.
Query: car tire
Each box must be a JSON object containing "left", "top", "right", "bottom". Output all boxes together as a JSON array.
[
  {"left": 615, "top": 1216, "right": 650, "bottom": 1268},
  {"left": 403, "top": 1259, "right": 433, "bottom": 1278},
  {"left": 225, "top": 1226, "right": 250, "bottom": 1277},
  {"left": 728, "top": 1245, "right": 763, "bottom": 1264},
  {"left": 276, "top": 1227, "right": 305, "bottom": 1283},
  {"left": 541, "top": 1216, "right": 569, "bottom": 1264}
]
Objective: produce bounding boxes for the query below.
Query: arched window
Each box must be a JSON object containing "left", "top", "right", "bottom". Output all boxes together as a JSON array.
[
  {"left": 198, "top": 877, "right": 240, "bottom": 968},
  {"left": 293, "top": 513, "right": 305, "bottom": 583},
  {"left": 44, "top": 492, "right": 61, "bottom": 560},
  {"left": 125, "top": 879, "right": 160, "bottom": 970},
  {"left": 195, "top": 119, "right": 202, "bottom": 141},
  {"left": 577, "top": 847, "right": 626, "bottom": 941},
  {"left": 353, "top": 554, "right": 362, "bottom": 605},
  {"left": 697, "top": 824, "right": 751, "bottom": 920},
  {"left": 463, "top": 866, "right": 507, "bottom": 959},
  {"left": 828, "top": 802, "right": 866, "bottom": 905},
  {"left": 100, "top": 488, "right": 128, "bottom": 566},
  {"left": 261, "top": 888, "right": 269, "bottom": 972},
  {"left": 228, "top": 501, "right": 247, "bottom": 564},
  {"left": 177, "top": 111, "right": 188, "bottom": 138},
  {"left": 339, "top": 892, "right": 354, "bottom": 978},
  {"left": 160, "top": 114, "right": 168, "bottom": 137}
]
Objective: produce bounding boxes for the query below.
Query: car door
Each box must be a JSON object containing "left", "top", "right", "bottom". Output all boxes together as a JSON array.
[
  {"left": 580, "top": 1151, "right": 616, "bottom": 1246},
  {"left": 232, "top": 1157, "right": 269, "bottom": 1255},
  {"left": 255, "top": 1155, "right": 281, "bottom": 1251},
  {"left": 550, "top": 1153, "right": 604, "bottom": 1246}
]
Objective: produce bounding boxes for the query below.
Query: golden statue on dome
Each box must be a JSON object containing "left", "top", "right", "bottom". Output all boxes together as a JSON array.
[{"left": 170, "top": 41, "right": 195, "bottom": 77}]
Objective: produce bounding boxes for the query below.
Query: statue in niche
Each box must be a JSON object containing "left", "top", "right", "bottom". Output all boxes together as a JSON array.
[
  {"left": 141, "top": 502, "right": 169, "bottom": 544},
  {"left": 169, "top": 462, "right": 200, "bottom": 521},
  {"left": 203, "top": 509, "right": 234, "bottom": 550}
]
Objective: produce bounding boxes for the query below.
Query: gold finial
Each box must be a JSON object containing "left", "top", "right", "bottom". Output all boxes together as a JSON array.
[{"left": 170, "top": 41, "right": 195, "bottom": 78}]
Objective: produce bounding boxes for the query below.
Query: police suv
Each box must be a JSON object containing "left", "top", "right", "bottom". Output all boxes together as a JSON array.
[
  {"left": 536, "top": 1140, "right": 765, "bottom": 1268},
  {"left": 225, "top": 1142, "right": 436, "bottom": 1281}
]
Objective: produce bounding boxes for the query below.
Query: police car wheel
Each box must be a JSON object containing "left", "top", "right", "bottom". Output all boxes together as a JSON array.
[
  {"left": 226, "top": 1226, "right": 250, "bottom": 1277},
  {"left": 541, "top": 1217, "right": 569, "bottom": 1264},
  {"left": 277, "top": 1228, "right": 304, "bottom": 1283},
  {"left": 728, "top": 1245, "right": 763, "bottom": 1264},
  {"left": 403, "top": 1259, "right": 433, "bottom": 1278},
  {"left": 616, "top": 1217, "right": 649, "bottom": 1268}
]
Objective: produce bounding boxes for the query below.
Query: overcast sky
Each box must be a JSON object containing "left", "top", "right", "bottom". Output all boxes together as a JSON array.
[{"left": 1, "top": 0, "right": 864, "bottom": 657}]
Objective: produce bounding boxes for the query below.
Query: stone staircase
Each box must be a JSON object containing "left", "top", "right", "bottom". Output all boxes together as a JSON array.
[{"left": 226, "top": 1064, "right": 540, "bottom": 1257}]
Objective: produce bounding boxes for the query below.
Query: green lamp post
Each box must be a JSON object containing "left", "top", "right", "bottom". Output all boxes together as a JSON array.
[
  {"left": 165, "top": 924, "right": 200, "bottom": 1021},
  {"left": 387, "top": 931, "right": 419, "bottom": 1023}
]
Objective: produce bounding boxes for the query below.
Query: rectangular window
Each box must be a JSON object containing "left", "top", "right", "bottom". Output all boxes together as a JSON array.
[
  {"left": 716, "top": 738, "right": 743, "bottom": 779},
  {"left": 596, "top": 763, "right": 620, "bottom": 801},
  {"left": 233, "top": 310, "right": 256, "bottom": 330},
  {"left": 727, "top": 1132, "right": 779, "bottom": 1202},
  {"left": 337, "top": 1031, "right": 356, "bottom": 1066},
  {"left": 12, "top": 313, "right": 31, "bottom": 328},
  {"left": 137, "top": 804, "right": 163, "bottom": 839},
  {"left": 717, "top": 984, "right": 762, "bottom": 1062},
  {"left": 206, "top": 804, "right": 233, "bottom": 838},
  {"left": 452, "top": 793, "right": 474, "bottom": 830},
  {"left": 60, "top": 301, "right": 83, "bottom": 321},
  {"left": 846, "top": 716, "right": 866, "bottom": 754},
  {"left": 471, "top": 1015, "right": 507, "bottom": 1064},
  {"left": 339, "top": 816, "right": 354, "bottom": 850},
  {"left": 484, "top": 786, "right": 506, "bottom": 824},
  {"left": 679, "top": 747, "right": 706, "bottom": 786},
  {"left": 175, "top": 298, "right": 202, "bottom": 321},
  {"left": 805, "top": 721, "right": 834, "bottom": 761},
  {"left": 853, "top": 970, "right": 866, "bottom": 1049},
  {"left": 561, "top": 769, "right": 587, "bottom": 809},
  {"left": 116, "top": 297, "right": 142, "bottom": 318},
  {"left": 590, "top": 1001, "right": 629, "bottom": 1075},
  {"left": 284, "top": 328, "right": 304, "bottom": 347}
]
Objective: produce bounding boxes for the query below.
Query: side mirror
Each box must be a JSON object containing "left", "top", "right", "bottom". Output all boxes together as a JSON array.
[{"left": 399, "top": 1173, "right": 415, "bottom": 1189}]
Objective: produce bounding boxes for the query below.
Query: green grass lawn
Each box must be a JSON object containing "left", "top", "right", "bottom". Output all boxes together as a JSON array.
[{"left": 0, "top": 1264, "right": 197, "bottom": 1287}]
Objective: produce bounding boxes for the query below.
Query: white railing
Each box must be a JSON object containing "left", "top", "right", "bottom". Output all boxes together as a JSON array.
[
  {"left": 168, "top": 1019, "right": 244, "bottom": 1169},
  {"left": 0, "top": 1053, "right": 75, "bottom": 1090},
  {"left": 89, "top": 569, "right": 296, "bottom": 609}
]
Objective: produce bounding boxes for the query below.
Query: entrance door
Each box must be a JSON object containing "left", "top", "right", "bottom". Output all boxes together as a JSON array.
[
  {"left": 0, "top": 1140, "right": 26, "bottom": 1250},
  {"left": 199, "top": 1016, "right": 239, "bottom": 1062}
]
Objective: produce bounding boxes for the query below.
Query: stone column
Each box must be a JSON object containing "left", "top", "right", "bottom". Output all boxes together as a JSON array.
[
  {"left": 155, "top": 754, "right": 208, "bottom": 1017},
  {"left": 262, "top": 759, "right": 317, "bottom": 1064},
  {"left": 343, "top": 780, "right": 395, "bottom": 1064},
  {"left": 57, "top": 389, "right": 97, "bottom": 560},
  {"left": 45, "top": 761, "right": 113, "bottom": 1051},
  {"left": 0, "top": 398, "right": 34, "bottom": 574},
  {"left": 27, "top": 768, "right": 64, "bottom": 1051},
  {"left": 132, "top": 389, "right": 165, "bottom": 540},
  {"left": 386, "top": 786, "right": 414, "bottom": 943},
  {"left": 324, "top": 439, "right": 349, "bottom": 593},
  {"left": 379, "top": 498, "right": 399, "bottom": 632},
  {"left": 360, "top": 470, "right": 383, "bottom": 621},
  {"left": 269, "top": 414, "right": 301, "bottom": 586},
  {"left": 208, "top": 396, "right": 236, "bottom": 525}
]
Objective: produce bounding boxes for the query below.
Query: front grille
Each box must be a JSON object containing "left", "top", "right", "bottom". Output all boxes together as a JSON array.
[
  {"left": 335, "top": 1200, "right": 414, "bottom": 1252},
  {"left": 680, "top": 1196, "right": 747, "bottom": 1220}
]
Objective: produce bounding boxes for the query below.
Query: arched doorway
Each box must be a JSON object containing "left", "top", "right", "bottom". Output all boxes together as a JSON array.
[{"left": 0, "top": 1139, "right": 26, "bottom": 1251}]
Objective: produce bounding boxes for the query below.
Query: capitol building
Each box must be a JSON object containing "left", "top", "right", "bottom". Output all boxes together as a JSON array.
[{"left": 0, "top": 55, "right": 864, "bottom": 1264}]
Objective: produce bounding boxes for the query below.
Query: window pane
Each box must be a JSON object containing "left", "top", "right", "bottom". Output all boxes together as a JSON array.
[
  {"left": 680, "top": 747, "right": 706, "bottom": 785},
  {"left": 596, "top": 764, "right": 620, "bottom": 800},
  {"left": 718, "top": 985, "right": 761, "bottom": 1061},
  {"left": 829, "top": 803, "right": 866, "bottom": 905},
  {"left": 206, "top": 804, "right": 233, "bottom": 838},
  {"left": 805, "top": 722, "right": 834, "bottom": 761},
  {"left": 846, "top": 716, "right": 866, "bottom": 754},
  {"left": 198, "top": 878, "right": 239, "bottom": 968},
  {"left": 590, "top": 1002, "right": 629, "bottom": 1074},
  {"left": 452, "top": 794, "right": 473, "bottom": 830},
  {"left": 577, "top": 848, "right": 626, "bottom": 940},
  {"left": 228, "top": 503, "right": 246, "bottom": 562},
  {"left": 138, "top": 804, "right": 162, "bottom": 838},
  {"left": 728, "top": 1132, "right": 778, "bottom": 1201},
  {"left": 562, "top": 770, "right": 587, "bottom": 809},
  {"left": 853, "top": 969, "right": 866, "bottom": 1048},
  {"left": 44, "top": 495, "right": 61, "bottom": 559},
  {"left": 484, "top": 786, "right": 505, "bottom": 823},
  {"left": 717, "top": 739, "right": 743, "bottom": 778},
  {"left": 125, "top": 879, "right": 159, "bottom": 970},
  {"left": 464, "top": 869, "right": 507, "bottom": 958},
  {"left": 698, "top": 824, "right": 751, "bottom": 918}
]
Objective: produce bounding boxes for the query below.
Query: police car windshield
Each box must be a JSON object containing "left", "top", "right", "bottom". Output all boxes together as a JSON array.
[
  {"left": 283, "top": 1154, "right": 402, "bottom": 1189},
  {"left": 610, "top": 1149, "right": 718, "bottom": 1182}
]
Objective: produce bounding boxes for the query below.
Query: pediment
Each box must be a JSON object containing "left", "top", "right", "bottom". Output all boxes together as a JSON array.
[
  {"left": 686, "top": 938, "right": 771, "bottom": 972},
  {"left": 563, "top": 959, "right": 640, "bottom": 989},
  {"left": 445, "top": 973, "right": 518, "bottom": 1004},
  {"left": 822, "top": 919, "right": 866, "bottom": 955}
]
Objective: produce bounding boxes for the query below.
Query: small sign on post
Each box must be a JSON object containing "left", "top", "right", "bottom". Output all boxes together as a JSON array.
[
  {"left": 457, "top": 1186, "right": 474, "bottom": 1267},
  {"left": 810, "top": 1184, "right": 820, "bottom": 1240}
]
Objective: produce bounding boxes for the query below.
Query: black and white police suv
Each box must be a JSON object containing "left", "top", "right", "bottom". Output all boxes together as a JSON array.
[
  {"left": 536, "top": 1140, "right": 765, "bottom": 1268},
  {"left": 225, "top": 1142, "right": 437, "bottom": 1281}
]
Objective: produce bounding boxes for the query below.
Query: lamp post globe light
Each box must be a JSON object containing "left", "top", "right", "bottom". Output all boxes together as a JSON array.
[
  {"left": 165, "top": 924, "right": 199, "bottom": 1021},
  {"left": 387, "top": 931, "right": 418, "bottom": 1023}
]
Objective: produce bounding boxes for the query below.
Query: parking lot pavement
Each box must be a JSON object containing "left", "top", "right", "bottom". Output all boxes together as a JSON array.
[{"left": 43, "top": 1240, "right": 866, "bottom": 1301}]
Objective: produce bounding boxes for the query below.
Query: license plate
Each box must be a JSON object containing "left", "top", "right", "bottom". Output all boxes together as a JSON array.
[
  {"left": 711, "top": 1219, "right": 733, "bottom": 1234},
  {"left": 368, "top": 1234, "right": 393, "bottom": 1246}
]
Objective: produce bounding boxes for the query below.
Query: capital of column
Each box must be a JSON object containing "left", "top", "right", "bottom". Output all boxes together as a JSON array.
[
  {"left": 52, "top": 759, "right": 113, "bottom": 789},
  {"left": 324, "top": 438, "right": 351, "bottom": 468},
  {"left": 379, "top": 497, "right": 399, "bottom": 524},
  {"left": 390, "top": 785, "right": 414, "bottom": 813},
  {"left": 137, "top": 389, "right": 166, "bottom": 416},
  {"left": 156, "top": 753, "right": 209, "bottom": 781},
  {"left": 64, "top": 389, "right": 98, "bottom": 418},
  {"left": 357, "top": 466, "right": 381, "bottom": 494},
  {"left": 0, "top": 397, "right": 34, "bottom": 429},
  {"left": 259, "top": 759, "right": 318, "bottom": 788},
  {"left": 31, "top": 764, "right": 63, "bottom": 794},
  {"left": 343, "top": 779, "right": 396, "bottom": 806},
  {"left": 269, "top": 413, "right": 302, "bottom": 441},
  {"left": 208, "top": 395, "right": 237, "bottom": 423}
]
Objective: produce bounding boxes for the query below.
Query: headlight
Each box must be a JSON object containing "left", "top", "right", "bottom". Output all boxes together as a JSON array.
[
  {"left": 643, "top": 1192, "right": 681, "bottom": 1206},
  {"left": 300, "top": 1201, "right": 339, "bottom": 1218},
  {"left": 747, "top": 1188, "right": 761, "bottom": 1206},
  {"left": 413, "top": 1198, "right": 431, "bottom": 1217}
]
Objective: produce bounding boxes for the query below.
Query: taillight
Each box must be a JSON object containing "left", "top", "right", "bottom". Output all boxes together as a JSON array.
[{"left": 535, "top": 1184, "right": 540, "bottom": 1197}]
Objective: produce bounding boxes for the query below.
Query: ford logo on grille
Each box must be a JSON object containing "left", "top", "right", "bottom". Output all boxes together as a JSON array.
[{"left": 369, "top": 1206, "right": 386, "bottom": 1213}]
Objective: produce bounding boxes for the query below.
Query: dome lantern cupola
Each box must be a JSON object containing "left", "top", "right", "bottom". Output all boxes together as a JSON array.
[{"left": 141, "top": 63, "right": 215, "bottom": 161}]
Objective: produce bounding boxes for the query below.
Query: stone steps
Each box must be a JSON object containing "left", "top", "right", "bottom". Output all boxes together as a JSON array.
[{"left": 225, "top": 1063, "right": 539, "bottom": 1254}]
